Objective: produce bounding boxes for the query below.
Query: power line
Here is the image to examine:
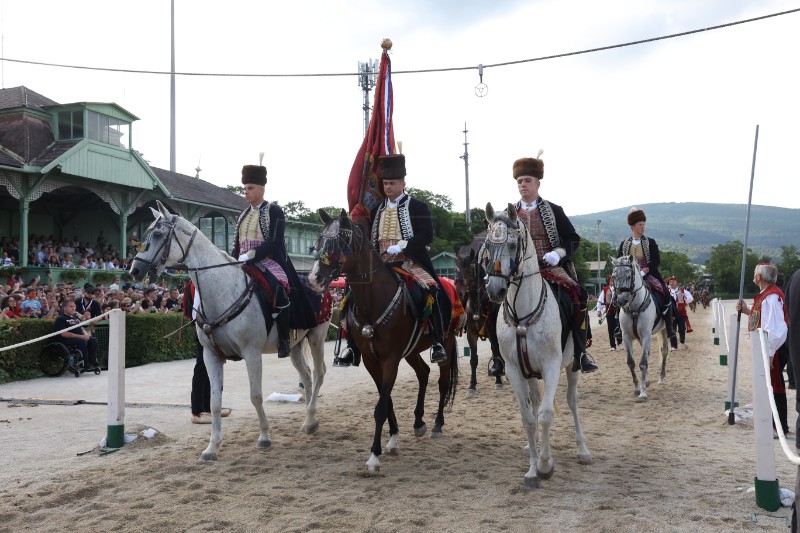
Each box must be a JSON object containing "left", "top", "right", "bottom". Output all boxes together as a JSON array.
[{"left": 1, "top": 7, "right": 798, "bottom": 79}]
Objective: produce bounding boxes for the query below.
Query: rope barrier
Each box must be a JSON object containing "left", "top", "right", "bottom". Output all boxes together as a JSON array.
[
  {"left": 757, "top": 328, "right": 800, "bottom": 465},
  {"left": 0, "top": 309, "right": 114, "bottom": 353}
]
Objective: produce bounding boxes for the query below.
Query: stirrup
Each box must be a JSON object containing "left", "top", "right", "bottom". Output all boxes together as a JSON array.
[
  {"left": 574, "top": 352, "right": 598, "bottom": 374},
  {"left": 488, "top": 356, "right": 505, "bottom": 377},
  {"left": 430, "top": 343, "right": 446, "bottom": 364},
  {"left": 333, "top": 348, "right": 353, "bottom": 367}
]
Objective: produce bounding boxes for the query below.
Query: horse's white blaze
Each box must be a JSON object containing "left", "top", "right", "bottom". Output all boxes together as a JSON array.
[
  {"left": 483, "top": 203, "right": 591, "bottom": 485},
  {"left": 129, "top": 202, "right": 329, "bottom": 461}
]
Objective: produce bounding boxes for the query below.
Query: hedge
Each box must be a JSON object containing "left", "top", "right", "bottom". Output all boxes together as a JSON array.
[{"left": 0, "top": 314, "right": 196, "bottom": 384}]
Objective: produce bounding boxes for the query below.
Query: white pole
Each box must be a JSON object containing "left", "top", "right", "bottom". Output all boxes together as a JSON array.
[
  {"left": 106, "top": 309, "right": 126, "bottom": 448},
  {"left": 725, "top": 313, "right": 737, "bottom": 409},
  {"left": 751, "top": 328, "right": 781, "bottom": 511}
]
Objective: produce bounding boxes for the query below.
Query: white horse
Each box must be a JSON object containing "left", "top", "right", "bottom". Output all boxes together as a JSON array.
[
  {"left": 129, "top": 201, "right": 330, "bottom": 460},
  {"left": 610, "top": 255, "right": 670, "bottom": 401},
  {"left": 483, "top": 203, "right": 591, "bottom": 488}
]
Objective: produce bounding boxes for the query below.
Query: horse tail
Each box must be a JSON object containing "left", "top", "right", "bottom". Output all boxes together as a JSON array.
[{"left": 443, "top": 339, "right": 459, "bottom": 410}]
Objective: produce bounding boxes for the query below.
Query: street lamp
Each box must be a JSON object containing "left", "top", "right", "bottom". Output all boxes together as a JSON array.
[
  {"left": 358, "top": 59, "right": 379, "bottom": 136},
  {"left": 596, "top": 219, "right": 602, "bottom": 293}
]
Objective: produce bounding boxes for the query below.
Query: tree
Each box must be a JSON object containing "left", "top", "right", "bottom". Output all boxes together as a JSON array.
[
  {"left": 778, "top": 245, "right": 800, "bottom": 281},
  {"left": 659, "top": 251, "right": 697, "bottom": 283},
  {"left": 705, "top": 240, "right": 768, "bottom": 294},
  {"left": 225, "top": 185, "right": 244, "bottom": 196},
  {"left": 283, "top": 200, "right": 312, "bottom": 220}
]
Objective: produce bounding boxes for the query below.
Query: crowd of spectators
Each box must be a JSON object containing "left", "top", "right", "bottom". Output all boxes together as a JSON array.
[
  {"left": 1, "top": 271, "right": 185, "bottom": 321},
  {"left": 0, "top": 231, "right": 136, "bottom": 270}
]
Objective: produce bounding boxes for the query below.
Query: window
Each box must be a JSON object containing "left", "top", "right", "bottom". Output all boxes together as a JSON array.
[
  {"left": 199, "top": 215, "right": 229, "bottom": 252},
  {"left": 87, "top": 111, "right": 130, "bottom": 148},
  {"left": 57, "top": 111, "right": 84, "bottom": 140}
]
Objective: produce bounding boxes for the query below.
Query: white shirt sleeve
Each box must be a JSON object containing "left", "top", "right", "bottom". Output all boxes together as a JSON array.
[
  {"left": 684, "top": 290, "right": 694, "bottom": 304},
  {"left": 760, "top": 293, "right": 787, "bottom": 355},
  {"left": 597, "top": 290, "right": 606, "bottom": 312}
]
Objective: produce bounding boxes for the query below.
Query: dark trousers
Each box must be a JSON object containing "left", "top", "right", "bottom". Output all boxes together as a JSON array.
[
  {"left": 62, "top": 336, "right": 98, "bottom": 367},
  {"left": 605, "top": 312, "right": 622, "bottom": 349},
  {"left": 672, "top": 313, "right": 687, "bottom": 347},
  {"left": 190, "top": 336, "right": 211, "bottom": 416}
]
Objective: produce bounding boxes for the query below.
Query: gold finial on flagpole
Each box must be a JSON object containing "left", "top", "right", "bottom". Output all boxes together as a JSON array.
[{"left": 381, "top": 38, "right": 393, "bottom": 51}]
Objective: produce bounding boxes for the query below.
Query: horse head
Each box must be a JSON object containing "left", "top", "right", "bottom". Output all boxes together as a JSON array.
[
  {"left": 455, "top": 248, "right": 484, "bottom": 321},
  {"left": 129, "top": 200, "right": 197, "bottom": 282},
  {"left": 308, "top": 208, "right": 366, "bottom": 292},
  {"left": 610, "top": 255, "right": 640, "bottom": 309},
  {"left": 483, "top": 202, "right": 528, "bottom": 304}
]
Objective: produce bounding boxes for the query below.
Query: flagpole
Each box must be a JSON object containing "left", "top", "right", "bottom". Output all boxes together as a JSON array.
[{"left": 728, "top": 124, "right": 759, "bottom": 425}]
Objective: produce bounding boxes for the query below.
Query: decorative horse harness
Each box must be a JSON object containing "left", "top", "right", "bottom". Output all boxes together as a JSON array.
[
  {"left": 316, "top": 220, "right": 425, "bottom": 359},
  {"left": 483, "top": 218, "right": 547, "bottom": 379},
  {"left": 613, "top": 259, "right": 654, "bottom": 341},
  {"left": 141, "top": 214, "right": 257, "bottom": 360}
]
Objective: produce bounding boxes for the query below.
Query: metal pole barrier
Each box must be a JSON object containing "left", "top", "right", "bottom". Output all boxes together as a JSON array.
[
  {"left": 728, "top": 124, "right": 759, "bottom": 425},
  {"left": 106, "top": 309, "right": 126, "bottom": 448}
]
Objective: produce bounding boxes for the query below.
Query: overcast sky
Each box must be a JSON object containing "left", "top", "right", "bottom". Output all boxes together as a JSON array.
[{"left": 1, "top": 0, "right": 798, "bottom": 220}]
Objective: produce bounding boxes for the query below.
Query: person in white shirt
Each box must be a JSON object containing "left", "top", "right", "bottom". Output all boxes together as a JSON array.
[
  {"left": 667, "top": 276, "right": 694, "bottom": 350},
  {"left": 596, "top": 275, "right": 622, "bottom": 351},
  {"left": 737, "top": 263, "right": 789, "bottom": 435}
]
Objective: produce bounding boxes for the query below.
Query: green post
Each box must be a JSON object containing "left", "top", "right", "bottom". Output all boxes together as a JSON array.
[
  {"left": 106, "top": 424, "right": 125, "bottom": 448},
  {"left": 463, "top": 346, "right": 470, "bottom": 357},
  {"left": 754, "top": 477, "right": 781, "bottom": 512}
]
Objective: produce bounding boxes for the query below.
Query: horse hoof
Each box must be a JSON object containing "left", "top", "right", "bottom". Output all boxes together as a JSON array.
[
  {"left": 495, "top": 383, "right": 504, "bottom": 390},
  {"left": 466, "top": 388, "right": 477, "bottom": 398},
  {"left": 256, "top": 439, "right": 273, "bottom": 449},
  {"left": 366, "top": 455, "right": 381, "bottom": 472},
  {"left": 431, "top": 428, "right": 443, "bottom": 439},
  {"left": 302, "top": 420, "right": 320, "bottom": 435},
  {"left": 200, "top": 451, "right": 218, "bottom": 461},
  {"left": 386, "top": 447, "right": 399, "bottom": 456},
  {"left": 537, "top": 463, "right": 555, "bottom": 480},
  {"left": 658, "top": 378, "right": 666, "bottom": 385},
  {"left": 577, "top": 453, "right": 593, "bottom": 465},
  {"left": 414, "top": 424, "right": 427, "bottom": 438},
  {"left": 636, "top": 395, "right": 648, "bottom": 403},
  {"left": 523, "top": 476, "right": 540, "bottom": 489}
]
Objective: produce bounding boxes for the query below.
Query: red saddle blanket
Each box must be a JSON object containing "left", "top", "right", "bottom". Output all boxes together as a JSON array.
[{"left": 392, "top": 267, "right": 464, "bottom": 320}]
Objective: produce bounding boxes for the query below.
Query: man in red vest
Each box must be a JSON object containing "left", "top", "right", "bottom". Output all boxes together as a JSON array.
[{"left": 737, "top": 263, "right": 789, "bottom": 436}]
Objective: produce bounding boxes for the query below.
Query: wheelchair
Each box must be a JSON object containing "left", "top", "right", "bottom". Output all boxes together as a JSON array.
[{"left": 39, "top": 342, "right": 100, "bottom": 378}]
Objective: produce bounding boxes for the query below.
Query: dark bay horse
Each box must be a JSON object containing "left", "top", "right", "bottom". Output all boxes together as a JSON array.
[
  {"left": 308, "top": 209, "right": 459, "bottom": 472},
  {"left": 455, "top": 249, "right": 503, "bottom": 395}
]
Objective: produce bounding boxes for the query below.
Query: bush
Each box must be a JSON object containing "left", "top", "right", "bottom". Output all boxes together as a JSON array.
[{"left": 0, "top": 314, "right": 196, "bottom": 384}]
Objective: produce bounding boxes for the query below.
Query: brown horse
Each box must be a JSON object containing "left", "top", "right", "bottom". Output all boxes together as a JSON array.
[
  {"left": 455, "top": 249, "right": 503, "bottom": 395},
  {"left": 308, "top": 209, "right": 459, "bottom": 472}
]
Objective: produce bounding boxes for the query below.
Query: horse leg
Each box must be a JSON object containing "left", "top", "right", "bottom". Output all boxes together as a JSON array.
[
  {"left": 623, "top": 336, "right": 640, "bottom": 397},
  {"left": 432, "top": 339, "right": 458, "bottom": 437},
  {"left": 467, "top": 329, "right": 478, "bottom": 396},
  {"left": 293, "top": 328, "right": 326, "bottom": 435},
  {"left": 565, "top": 366, "right": 592, "bottom": 464},
  {"left": 405, "top": 353, "right": 430, "bottom": 437},
  {"left": 201, "top": 350, "right": 225, "bottom": 461},
  {"left": 535, "top": 366, "right": 560, "bottom": 481},
  {"left": 244, "top": 351, "right": 272, "bottom": 448},
  {"left": 504, "top": 364, "right": 540, "bottom": 487},
  {"left": 364, "top": 357, "right": 399, "bottom": 472},
  {"left": 637, "top": 332, "right": 651, "bottom": 402},
  {"left": 658, "top": 329, "right": 669, "bottom": 385}
]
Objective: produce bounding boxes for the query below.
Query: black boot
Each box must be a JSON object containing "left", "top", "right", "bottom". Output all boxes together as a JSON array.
[
  {"left": 571, "top": 309, "right": 598, "bottom": 373},
  {"left": 429, "top": 304, "right": 447, "bottom": 364},
  {"left": 488, "top": 356, "right": 505, "bottom": 377},
  {"left": 333, "top": 342, "right": 361, "bottom": 367},
  {"left": 276, "top": 308, "right": 291, "bottom": 358}
]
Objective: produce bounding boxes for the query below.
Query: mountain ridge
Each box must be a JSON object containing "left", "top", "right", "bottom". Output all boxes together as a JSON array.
[{"left": 569, "top": 202, "right": 799, "bottom": 264}]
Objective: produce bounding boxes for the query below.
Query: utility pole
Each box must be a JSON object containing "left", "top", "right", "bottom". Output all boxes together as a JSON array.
[
  {"left": 460, "top": 123, "right": 470, "bottom": 224},
  {"left": 358, "top": 59, "right": 378, "bottom": 136},
  {"left": 596, "top": 219, "right": 602, "bottom": 292},
  {"left": 169, "top": 0, "right": 176, "bottom": 172}
]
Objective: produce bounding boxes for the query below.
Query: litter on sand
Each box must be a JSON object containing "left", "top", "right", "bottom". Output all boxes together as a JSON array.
[
  {"left": 140, "top": 428, "right": 158, "bottom": 439},
  {"left": 266, "top": 392, "right": 303, "bottom": 403}
]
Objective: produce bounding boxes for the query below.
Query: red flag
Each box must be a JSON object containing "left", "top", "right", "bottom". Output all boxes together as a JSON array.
[{"left": 347, "top": 47, "right": 395, "bottom": 218}]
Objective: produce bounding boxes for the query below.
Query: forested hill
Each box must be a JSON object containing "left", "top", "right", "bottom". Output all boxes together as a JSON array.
[{"left": 570, "top": 203, "right": 799, "bottom": 264}]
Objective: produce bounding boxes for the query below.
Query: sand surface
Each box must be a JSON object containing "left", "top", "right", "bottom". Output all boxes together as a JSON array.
[{"left": 0, "top": 301, "right": 796, "bottom": 532}]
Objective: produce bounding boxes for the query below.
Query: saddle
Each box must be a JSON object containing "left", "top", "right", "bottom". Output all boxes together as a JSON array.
[{"left": 392, "top": 267, "right": 463, "bottom": 329}]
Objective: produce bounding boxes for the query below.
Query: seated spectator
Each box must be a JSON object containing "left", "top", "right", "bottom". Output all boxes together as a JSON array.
[
  {"left": 19, "top": 289, "right": 43, "bottom": 318},
  {"left": 165, "top": 288, "right": 181, "bottom": 311},
  {"left": 76, "top": 285, "right": 102, "bottom": 320},
  {"left": 48, "top": 254, "right": 61, "bottom": 268},
  {"left": 1, "top": 251, "right": 14, "bottom": 267},
  {"left": 109, "top": 277, "right": 121, "bottom": 292},
  {"left": 1, "top": 295, "right": 23, "bottom": 318},
  {"left": 54, "top": 299, "right": 100, "bottom": 371},
  {"left": 61, "top": 254, "right": 75, "bottom": 268}
]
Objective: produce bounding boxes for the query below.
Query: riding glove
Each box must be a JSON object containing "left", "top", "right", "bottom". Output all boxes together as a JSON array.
[
  {"left": 238, "top": 253, "right": 250, "bottom": 262},
  {"left": 387, "top": 244, "right": 403, "bottom": 255},
  {"left": 542, "top": 251, "right": 560, "bottom": 266}
]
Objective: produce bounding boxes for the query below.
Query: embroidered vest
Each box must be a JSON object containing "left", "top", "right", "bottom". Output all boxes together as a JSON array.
[
  {"left": 748, "top": 284, "right": 788, "bottom": 332},
  {"left": 236, "top": 201, "right": 272, "bottom": 243},
  {"left": 516, "top": 199, "right": 559, "bottom": 257},
  {"left": 620, "top": 237, "right": 651, "bottom": 269}
]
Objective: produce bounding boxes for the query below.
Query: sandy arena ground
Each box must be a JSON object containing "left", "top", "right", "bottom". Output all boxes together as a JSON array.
[{"left": 0, "top": 301, "right": 796, "bottom": 532}]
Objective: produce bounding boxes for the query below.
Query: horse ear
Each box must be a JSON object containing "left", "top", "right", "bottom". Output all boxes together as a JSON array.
[
  {"left": 507, "top": 203, "right": 517, "bottom": 222},
  {"left": 149, "top": 206, "right": 163, "bottom": 221},
  {"left": 485, "top": 202, "right": 494, "bottom": 221},
  {"left": 318, "top": 208, "right": 332, "bottom": 224},
  {"left": 156, "top": 200, "right": 170, "bottom": 217},
  {"left": 339, "top": 209, "right": 349, "bottom": 225}
]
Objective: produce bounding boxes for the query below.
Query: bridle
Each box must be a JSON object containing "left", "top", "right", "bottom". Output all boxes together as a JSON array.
[
  {"left": 135, "top": 214, "right": 198, "bottom": 277},
  {"left": 613, "top": 259, "right": 651, "bottom": 315},
  {"left": 315, "top": 219, "right": 382, "bottom": 284},
  {"left": 482, "top": 218, "right": 533, "bottom": 287}
]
